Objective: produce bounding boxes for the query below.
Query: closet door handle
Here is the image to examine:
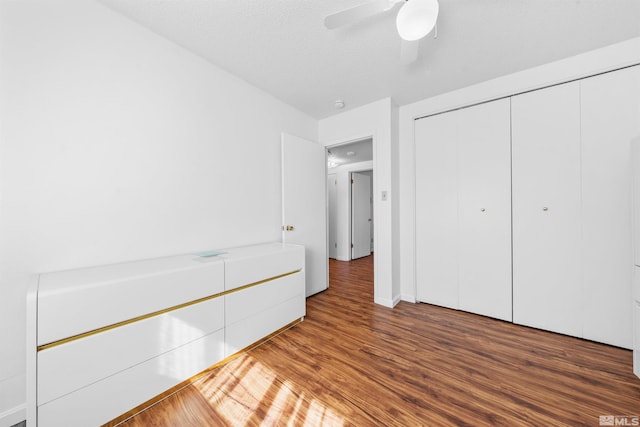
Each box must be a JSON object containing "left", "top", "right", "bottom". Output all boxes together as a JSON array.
[{"left": 542, "top": 207, "right": 549, "bottom": 211}]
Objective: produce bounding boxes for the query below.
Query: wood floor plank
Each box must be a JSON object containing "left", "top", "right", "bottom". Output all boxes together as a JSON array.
[{"left": 119, "top": 255, "right": 640, "bottom": 426}]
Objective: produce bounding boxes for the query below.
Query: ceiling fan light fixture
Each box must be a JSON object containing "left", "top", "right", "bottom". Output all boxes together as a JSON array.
[{"left": 396, "top": 0, "right": 439, "bottom": 41}]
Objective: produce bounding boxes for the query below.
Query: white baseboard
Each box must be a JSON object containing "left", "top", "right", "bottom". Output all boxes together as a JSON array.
[
  {"left": 392, "top": 294, "right": 401, "bottom": 307},
  {"left": 0, "top": 374, "right": 26, "bottom": 427},
  {"left": 0, "top": 404, "right": 26, "bottom": 427},
  {"left": 374, "top": 297, "right": 393, "bottom": 308},
  {"left": 401, "top": 294, "right": 416, "bottom": 303},
  {"left": 374, "top": 295, "right": 401, "bottom": 308}
]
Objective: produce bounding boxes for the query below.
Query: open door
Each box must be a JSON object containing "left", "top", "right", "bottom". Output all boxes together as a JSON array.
[
  {"left": 351, "top": 172, "right": 372, "bottom": 259},
  {"left": 328, "top": 174, "right": 338, "bottom": 259},
  {"left": 282, "top": 133, "right": 328, "bottom": 296}
]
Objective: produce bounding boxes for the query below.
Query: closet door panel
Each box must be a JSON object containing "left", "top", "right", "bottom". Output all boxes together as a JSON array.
[
  {"left": 415, "top": 112, "right": 459, "bottom": 308},
  {"left": 512, "top": 82, "right": 582, "bottom": 337},
  {"left": 457, "top": 99, "right": 512, "bottom": 321},
  {"left": 580, "top": 66, "right": 640, "bottom": 349}
]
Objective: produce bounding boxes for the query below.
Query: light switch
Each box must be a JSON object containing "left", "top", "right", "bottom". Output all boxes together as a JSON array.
[{"left": 381, "top": 191, "right": 388, "bottom": 201}]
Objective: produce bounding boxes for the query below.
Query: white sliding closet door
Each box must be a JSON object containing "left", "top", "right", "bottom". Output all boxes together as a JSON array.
[
  {"left": 457, "top": 99, "right": 512, "bottom": 321},
  {"left": 512, "top": 82, "right": 582, "bottom": 337},
  {"left": 415, "top": 112, "right": 458, "bottom": 309},
  {"left": 580, "top": 66, "right": 639, "bottom": 349},
  {"left": 416, "top": 99, "right": 512, "bottom": 317}
]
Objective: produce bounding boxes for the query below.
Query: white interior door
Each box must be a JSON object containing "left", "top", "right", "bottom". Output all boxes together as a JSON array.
[
  {"left": 351, "top": 172, "right": 371, "bottom": 259},
  {"left": 282, "top": 133, "right": 328, "bottom": 297},
  {"left": 328, "top": 174, "right": 338, "bottom": 259}
]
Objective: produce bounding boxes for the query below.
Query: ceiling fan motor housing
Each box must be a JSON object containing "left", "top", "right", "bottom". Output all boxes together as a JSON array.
[{"left": 396, "top": 0, "right": 439, "bottom": 41}]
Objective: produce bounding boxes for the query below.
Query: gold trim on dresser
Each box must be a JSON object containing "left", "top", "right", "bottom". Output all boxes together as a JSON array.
[{"left": 37, "top": 269, "right": 302, "bottom": 352}]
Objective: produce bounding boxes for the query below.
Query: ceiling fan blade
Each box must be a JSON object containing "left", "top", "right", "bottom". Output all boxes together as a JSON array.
[
  {"left": 400, "top": 39, "right": 420, "bottom": 65},
  {"left": 324, "top": 0, "right": 398, "bottom": 30}
]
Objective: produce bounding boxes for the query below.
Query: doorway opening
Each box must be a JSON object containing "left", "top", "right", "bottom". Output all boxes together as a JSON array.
[{"left": 326, "top": 138, "right": 375, "bottom": 292}]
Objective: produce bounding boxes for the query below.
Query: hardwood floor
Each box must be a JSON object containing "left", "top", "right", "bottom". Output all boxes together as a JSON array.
[{"left": 119, "top": 255, "right": 640, "bottom": 426}]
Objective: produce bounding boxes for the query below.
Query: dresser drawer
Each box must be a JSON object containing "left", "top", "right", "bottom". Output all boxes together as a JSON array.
[
  {"left": 38, "top": 328, "right": 225, "bottom": 427},
  {"left": 38, "top": 296, "right": 224, "bottom": 405}
]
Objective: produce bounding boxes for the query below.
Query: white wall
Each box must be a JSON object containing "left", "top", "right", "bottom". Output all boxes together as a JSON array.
[
  {"left": 319, "top": 99, "right": 399, "bottom": 307},
  {"left": 327, "top": 161, "right": 373, "bottom": 261},
  {"left": 399, "top": 37, "right": 640, "bottom": 302},
  {"left": 0, "top": 0, "right": 317, "bottom": 423}
]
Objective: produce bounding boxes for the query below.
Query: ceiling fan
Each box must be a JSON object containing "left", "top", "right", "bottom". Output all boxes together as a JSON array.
[{"left": 324, "top": 0, "right": 439, "bottom": 63}]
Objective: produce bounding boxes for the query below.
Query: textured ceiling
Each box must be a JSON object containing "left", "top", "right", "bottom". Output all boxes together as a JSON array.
[{"left": 98, "top": 0, "right": 640, "bottom": 119}]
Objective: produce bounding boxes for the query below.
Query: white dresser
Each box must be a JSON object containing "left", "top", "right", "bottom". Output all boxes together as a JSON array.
[{"left": 27, "top": 242, "right": 305, "bottom": 426}]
